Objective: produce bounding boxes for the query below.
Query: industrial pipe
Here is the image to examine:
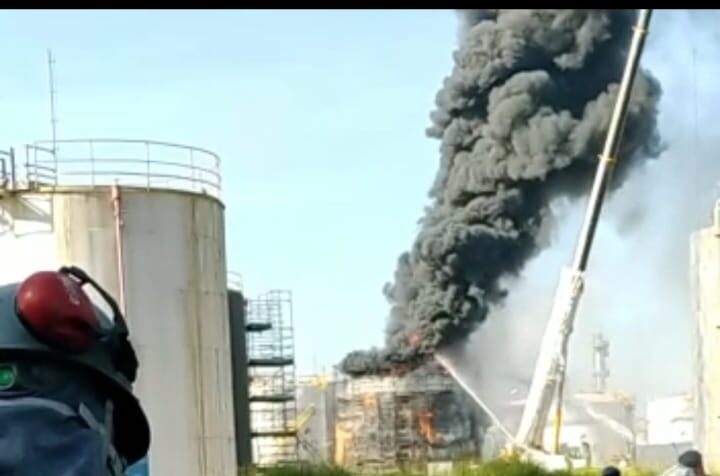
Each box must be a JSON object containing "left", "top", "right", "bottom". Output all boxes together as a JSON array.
[{"left": 111, "top": 185, "right": 127, "bottom": 315}]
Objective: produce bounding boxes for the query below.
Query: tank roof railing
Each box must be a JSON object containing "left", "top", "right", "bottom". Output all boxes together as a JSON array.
[{"left": 19, "top": 138, "right": 222, "bottom": 199}]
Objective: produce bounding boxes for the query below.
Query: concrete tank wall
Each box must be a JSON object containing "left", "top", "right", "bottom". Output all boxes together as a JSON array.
[
  {"left": 691, "top": 225, "right": 720, "bottom": 473},
  {"left": 0, "top": 186, "right": 236, "bottom": 476}
]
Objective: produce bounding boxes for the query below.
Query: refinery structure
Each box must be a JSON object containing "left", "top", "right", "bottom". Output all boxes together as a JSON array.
[
  {"left": 332, "top": 364, "right": 484, "bottom": 471},
  {"left": 1, "top": 134, "right": 719, "bottom": 476},
  {"left": 3, "top": 9, "right": 720, "bottom": 476}
]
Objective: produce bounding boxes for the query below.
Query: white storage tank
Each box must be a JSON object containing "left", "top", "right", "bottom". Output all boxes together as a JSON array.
[{"left": 0, "top": 139, "right": 236, "bottom": 476}]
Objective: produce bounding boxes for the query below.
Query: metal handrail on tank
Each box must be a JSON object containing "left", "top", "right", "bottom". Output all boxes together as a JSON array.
[{"left": 21, "top": 138, "right": 222, "bottom": 198}]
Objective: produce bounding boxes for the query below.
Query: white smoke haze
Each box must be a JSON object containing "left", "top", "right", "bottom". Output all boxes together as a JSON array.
[{"left": 443, "top": 9, "right": 720, "bottom": 435}]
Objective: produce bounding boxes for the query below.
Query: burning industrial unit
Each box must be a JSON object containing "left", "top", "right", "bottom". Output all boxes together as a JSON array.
[
  {"left": 228, "top": 10, "right": 711, "bottom": 473},
  {"left": 331, "top": 7, "right": 661, "bottom": 471},
  {"left": 234, "top": 191, "right": 720, "bottom": 473},
  {"left": 333, "top": 363, "right": 486, "bottom": 471},
  {"left": 293, "top": 333, "right": 641, "bottom": 470},
  {"left": 289, "top": 363, "right": 488, "bottom": 471}
]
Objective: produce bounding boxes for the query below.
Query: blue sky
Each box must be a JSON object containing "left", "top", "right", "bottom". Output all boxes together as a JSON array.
[
  {"left": 0, "top": 10, "right": 717, "bottom": 397},
  {"left": 0, "top": 10, "right": 458, "bottom": 374}
]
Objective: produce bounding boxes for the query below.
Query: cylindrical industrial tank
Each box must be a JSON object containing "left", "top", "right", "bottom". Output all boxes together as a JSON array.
[{"left": 0, "top": 139, "right": 236, "bottom": 476}]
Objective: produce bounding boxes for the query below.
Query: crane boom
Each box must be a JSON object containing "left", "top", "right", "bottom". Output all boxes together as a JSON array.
[{"left": 515, "top": 9, "right": 653, "bottom": 452}]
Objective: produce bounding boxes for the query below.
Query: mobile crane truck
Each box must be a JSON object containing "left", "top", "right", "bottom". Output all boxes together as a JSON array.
[{"left": 515, "top": 8, "right": 652, "bottom": 469}]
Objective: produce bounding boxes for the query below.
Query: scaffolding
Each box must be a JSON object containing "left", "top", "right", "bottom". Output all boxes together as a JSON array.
[{"left": 246, "top": 290, "right": 298, "bottom": 467}]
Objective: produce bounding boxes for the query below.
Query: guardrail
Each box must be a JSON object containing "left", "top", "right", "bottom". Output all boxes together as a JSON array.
[{"left": 20, "top": 138, "right": 222, "bottom": 198}]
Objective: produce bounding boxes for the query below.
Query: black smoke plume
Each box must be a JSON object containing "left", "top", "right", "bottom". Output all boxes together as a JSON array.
[{"left": 341, "top": 10, "right": 662, "bottom": 377}]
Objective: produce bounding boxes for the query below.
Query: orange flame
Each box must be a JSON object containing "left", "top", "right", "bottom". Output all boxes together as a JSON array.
[{"left": 418, "top": 410, "right": 436, "bottom": 444}]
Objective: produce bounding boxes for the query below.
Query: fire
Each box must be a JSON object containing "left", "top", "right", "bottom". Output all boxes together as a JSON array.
[{"left": 418, "top": 409, "right": 436, "bottom": 444}]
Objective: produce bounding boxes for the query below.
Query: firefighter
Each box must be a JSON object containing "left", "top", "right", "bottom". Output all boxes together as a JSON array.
[
  {"left": 660, "top": 450, "right": 707, "bottom": 476},
  {"left": 0, "top": 266, "right": 150, "bottom": 476},
  {"left": 602, "top": 466, "right": 621, "bottom": 476},
  {"left": 678, "top": 450, "right": 707, "bottom": 476}
]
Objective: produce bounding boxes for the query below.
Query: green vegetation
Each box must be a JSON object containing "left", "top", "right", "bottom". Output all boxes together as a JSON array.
[{"left": 245, "top": 459, "right": 658, "bottom": 476}]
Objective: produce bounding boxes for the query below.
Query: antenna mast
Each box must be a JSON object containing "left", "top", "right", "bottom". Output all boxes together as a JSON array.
[{"left": 47, "top": 49, "right": 58, "bottom": 154}]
